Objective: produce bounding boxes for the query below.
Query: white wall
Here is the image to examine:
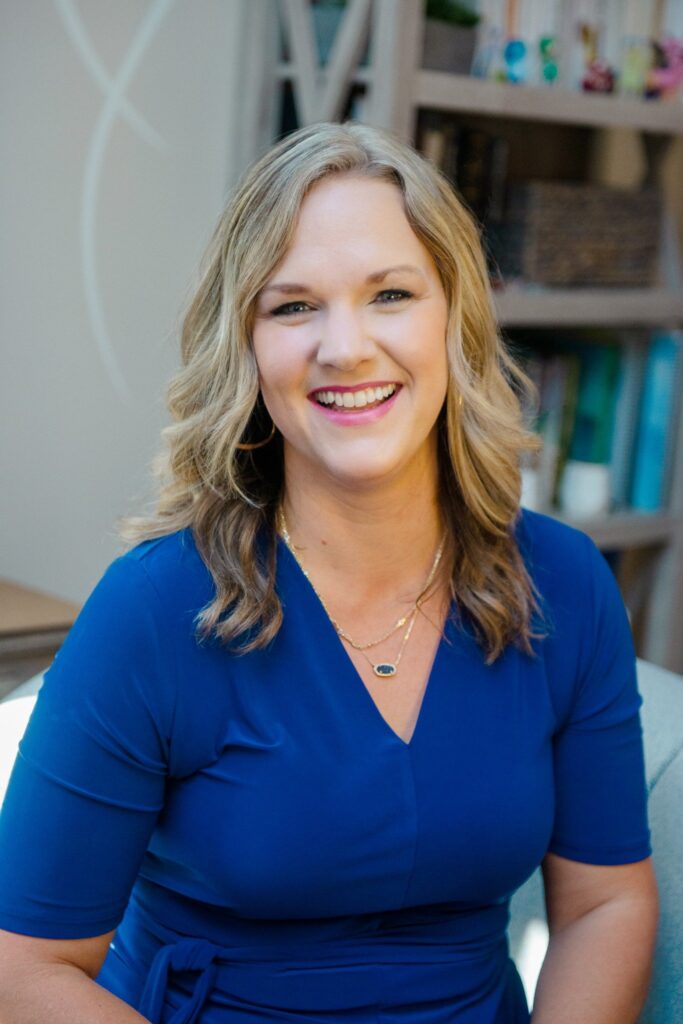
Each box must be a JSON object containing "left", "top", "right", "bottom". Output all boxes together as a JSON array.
[{"left": 1, "top": 0, "right": 243, "bottom": 603}]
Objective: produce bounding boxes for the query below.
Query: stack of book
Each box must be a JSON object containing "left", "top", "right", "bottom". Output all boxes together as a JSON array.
[
  {"left": 418, "top": 112, "right": 509, "bottom": 223},
  {"left": 514, "top": 328, "right": 683, "bottom": 517}
]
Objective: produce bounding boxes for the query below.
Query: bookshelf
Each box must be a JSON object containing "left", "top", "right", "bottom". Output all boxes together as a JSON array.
[
  {"left": 231, "top": 0, "right": 683, "bottom": 673},
  {"left": 494, "top": 288, "right": 683, "bottom": 328}
]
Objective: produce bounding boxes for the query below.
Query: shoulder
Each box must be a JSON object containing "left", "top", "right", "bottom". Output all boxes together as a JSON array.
[
  {"left": 514, "top": 509, "right": 638, "bottom": 723},
  {"left": 51, "top": 528, "right": 211, "bottom": 706},
  {"left": 512, "top": 507, "right": 624, "bottom": 655},
  {"left": 113, "top": 527, "right": 216, "bottom": 624},
  {"left": 512, "top": 506, "right": 609, "bottom": 604},
  {"left": 120, "top": 526, "right": 209, "bottom": 593},
  {"left": 514, "top": 505, "right": 594, "bottom": 572}
]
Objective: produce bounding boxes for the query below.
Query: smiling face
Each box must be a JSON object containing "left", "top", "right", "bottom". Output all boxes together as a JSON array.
[{"left": 251, "top": 174, "right": 450, "bottom": 494}]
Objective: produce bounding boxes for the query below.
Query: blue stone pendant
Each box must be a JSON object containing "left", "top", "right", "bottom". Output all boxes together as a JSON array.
[{"left": 374, "top": 663, "right": 397, "bottom": 678}]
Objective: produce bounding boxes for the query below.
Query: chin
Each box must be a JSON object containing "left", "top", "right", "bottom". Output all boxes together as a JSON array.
[{"left": 316, "top": 447, "right": 419, "bottom": 490}]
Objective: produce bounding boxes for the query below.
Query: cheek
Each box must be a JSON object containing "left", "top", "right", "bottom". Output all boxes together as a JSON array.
[
  {"left": 252, "top": 344, "right": 309, "bottom": 428},
  {"left": 253, "top": 335, "right": 292, "bottom": 394},
  {"left": 404, "top": 318, "right": 449, "bottom": 394},
  {"left": 253, "top": 323, "right": 313, "bottom": 392}
]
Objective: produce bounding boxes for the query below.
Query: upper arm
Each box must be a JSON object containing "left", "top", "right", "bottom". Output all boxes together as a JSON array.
[
  {"left": 0, "top": 927, "right": 116, "bottom": 982},
  {"left": 541, "top": 851, "right": 659, "bottom": 936},
  {"left": 546, "top": 534, "right": 652, "bottom": 866},
  {"left": 0, "top": 555, "right": 175, "bottom": 939}
]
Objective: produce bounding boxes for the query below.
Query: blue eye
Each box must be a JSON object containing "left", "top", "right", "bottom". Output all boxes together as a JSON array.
[
  {"left": 376, "top": 289, "right": 413, "bottom": 304},
  {"left": 270, "top": 300, "right": 311, "bottom": 317},
  {"left": 270, "top": 289, "right": 413, "bottom": 317}
]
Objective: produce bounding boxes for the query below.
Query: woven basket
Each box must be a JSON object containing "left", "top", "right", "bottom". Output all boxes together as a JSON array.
[{"left": 490, "top": 182, "right": 662, "bottom": 287}]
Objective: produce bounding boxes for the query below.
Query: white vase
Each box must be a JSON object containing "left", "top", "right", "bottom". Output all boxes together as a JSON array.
[{"left": 558, "top": 460, "right": 612, "bottom": 519}]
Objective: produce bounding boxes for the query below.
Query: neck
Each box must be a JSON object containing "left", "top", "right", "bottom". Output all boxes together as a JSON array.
[{"left": 279, "top": 447, "right": 445, "bottom": 606}]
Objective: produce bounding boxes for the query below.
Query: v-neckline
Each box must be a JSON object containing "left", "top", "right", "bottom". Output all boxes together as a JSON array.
[{"left": 277, "top": 535, "right": 451, "bottom": 750}]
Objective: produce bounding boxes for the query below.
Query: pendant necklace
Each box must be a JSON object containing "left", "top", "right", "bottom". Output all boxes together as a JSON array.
[{"left": 278, "top": 510, "right": 445, "bottom": 678}]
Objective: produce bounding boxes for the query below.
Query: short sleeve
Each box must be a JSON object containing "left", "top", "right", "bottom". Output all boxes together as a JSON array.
[
  {"left": 547, "top": 533, "right": 652, "bottom": 865},
  {"left": 0, "top": 555, "right": 176, "bottom": 938}
]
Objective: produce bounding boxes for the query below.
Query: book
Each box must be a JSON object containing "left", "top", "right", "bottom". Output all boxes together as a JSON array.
[
  {"left": 536, "top": 352, "right": 569, "bottom": 510},
  {"left": 568, "top": 341, "right": 621, "bottom": 465},
  {"left": 551, "top": 350, "right": 582, "bottom": 506},
  {"left": 416, "top": 112, "right": 459, "bottom": 183},
  {"left": 629, "top": 330, "right": 683, "bottom": 511},
  {"left": 609, "top": 333, "right": 648, "bottom": 509}
]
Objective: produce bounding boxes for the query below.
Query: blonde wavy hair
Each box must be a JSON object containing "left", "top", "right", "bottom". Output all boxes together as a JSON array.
[{"left": 118, "top": 119, "right": 547, "bottom": 665}]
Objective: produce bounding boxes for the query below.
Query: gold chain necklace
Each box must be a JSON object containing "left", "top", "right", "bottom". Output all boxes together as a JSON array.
[{"left": 278, "top": 510, "right": 445, "bottom": 678}]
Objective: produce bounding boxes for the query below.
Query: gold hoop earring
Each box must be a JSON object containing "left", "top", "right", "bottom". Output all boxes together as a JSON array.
[{"left": 235, "top": 422, "right": 277, "bottom": 451}]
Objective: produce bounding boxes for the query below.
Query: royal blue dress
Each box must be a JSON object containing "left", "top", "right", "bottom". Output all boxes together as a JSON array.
[{"left": 0, "top": 508, "right": 651, "bottom": 1023}]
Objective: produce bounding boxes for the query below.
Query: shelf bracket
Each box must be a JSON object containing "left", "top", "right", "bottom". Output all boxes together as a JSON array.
[{"left": 279, "top": 0, "right": 372, "bottom": 125}]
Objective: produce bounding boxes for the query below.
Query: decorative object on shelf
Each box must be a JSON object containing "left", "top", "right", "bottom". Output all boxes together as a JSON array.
[
  {"left": 582, "top": 56, "right": 616, "bottom": 92},
  {"left": 620, "top": 35, "right": 652, "bottom": 96},
  {"left": 572, "top": 13, "right": 617, "bottom": 94},
  {"left": 501, "top": 0, "right": 527, "bottom": 84},
  {"left": 646, "top": 37, "right": 683, "bottom": 100},
  {"left": 422, "top": 0, "right": 480, "bottom": 74},
  {"left": 503, "top": 37, "right": 528, "bottom": 83},
  {"left": 470, "top": 13, "right": 503, "bottom": 80},
  {"left": 538, "top": 35, "right": 559, "bottom": 84},
  {"left": 558, "top": 460, "right": 612, "bottom": 519},
  {"left": 488, "top": 181, "right": 662, "bottom": 289}
]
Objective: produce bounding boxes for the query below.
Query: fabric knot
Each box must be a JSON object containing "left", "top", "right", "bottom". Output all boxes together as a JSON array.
[
  {"left": 166, "top": 937, "right": 220, "bottom": 973},
  {"left": 138, "top": 937, "right": 222, "bottom": 1024}
]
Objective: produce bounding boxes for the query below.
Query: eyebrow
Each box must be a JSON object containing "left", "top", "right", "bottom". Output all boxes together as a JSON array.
[{"left": 260, "top": 264, "right": 426, "bottom": 295}]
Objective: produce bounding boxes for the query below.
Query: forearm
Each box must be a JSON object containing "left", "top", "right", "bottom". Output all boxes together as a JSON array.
[
  {"left": 0, "top": 962, "right": 149, "bottom": 1024},
  {"left": 531, "top": 896, "right": 658, "bottom": 1024}
]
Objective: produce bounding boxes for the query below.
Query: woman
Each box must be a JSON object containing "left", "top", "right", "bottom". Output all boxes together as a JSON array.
[{"left": 0, "top": 121, "right": 658, "bottom": 1023}]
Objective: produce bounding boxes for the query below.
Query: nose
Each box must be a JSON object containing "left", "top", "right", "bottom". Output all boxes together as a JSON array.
[{"left": 315, "top": 303, "right": 377, "bottom": 371}]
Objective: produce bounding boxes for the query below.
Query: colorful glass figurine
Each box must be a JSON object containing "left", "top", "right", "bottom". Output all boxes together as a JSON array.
[
  {"left": 646, "top": 37, "right": 683, "bottom": 100},
  {"left": 539, "top": 36, "right": 558, "bottom": 84},
  {"left": 504, "top": 38, "right": 527, "bottom": 83}
]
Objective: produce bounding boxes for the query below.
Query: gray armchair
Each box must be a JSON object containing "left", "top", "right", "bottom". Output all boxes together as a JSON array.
[{"left": 1, "top": 659, "right": 681, "bottom": 1020}]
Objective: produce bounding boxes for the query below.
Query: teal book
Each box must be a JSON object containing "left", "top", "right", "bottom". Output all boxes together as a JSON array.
[
  {"left": 610, "top": 336, "right": 647, "bottom": 509},
  {"left": 568, "top": 342, "right": 621, "bottom": 465},
  {"left": 630, "top": 331, "right": 683, "bottom": 511}
]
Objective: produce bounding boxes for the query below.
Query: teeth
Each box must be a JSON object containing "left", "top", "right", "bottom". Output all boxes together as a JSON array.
[{"left": 313, "top": 384, "right": 397, "bottom": 407}]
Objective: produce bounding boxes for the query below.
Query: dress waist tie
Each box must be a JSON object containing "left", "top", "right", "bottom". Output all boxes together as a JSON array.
[{"left": 138, "top": 937, "right": 220, "bottom": 1024}]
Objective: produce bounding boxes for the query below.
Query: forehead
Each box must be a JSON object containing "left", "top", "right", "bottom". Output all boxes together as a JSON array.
[{"left": 276, "top": 175, "right": 430, "bottom": 269}]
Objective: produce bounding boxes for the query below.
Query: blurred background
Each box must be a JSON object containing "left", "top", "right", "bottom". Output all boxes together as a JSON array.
[{"left": 2, "top": 0, "right": 683, "bottom": 694}]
